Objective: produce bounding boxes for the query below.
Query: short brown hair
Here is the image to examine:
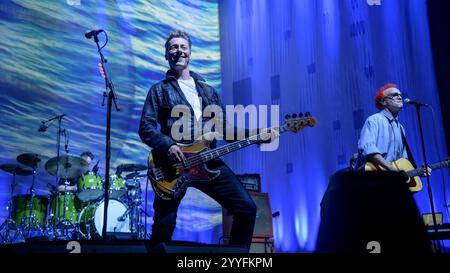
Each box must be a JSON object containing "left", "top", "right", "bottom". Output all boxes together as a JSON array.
[{"left": 164, "top": 30, "right": 192, "bottom": 51}]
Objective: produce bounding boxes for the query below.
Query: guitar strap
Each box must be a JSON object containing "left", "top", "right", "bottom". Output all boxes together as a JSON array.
[{"left": 401, "top": 129, "right": 418, "bottom": 168}]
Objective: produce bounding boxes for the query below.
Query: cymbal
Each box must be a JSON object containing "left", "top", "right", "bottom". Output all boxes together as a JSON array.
[
  {"left": 124, "top": 172, "right": 147, "bottom": 180},
  {"left": 45, "top": 155, "right": 88, "bottom": 179},
  {"left": 16, "top": 153, "right": 50, "bottom": 168},
  {"left": 0, "top": 163, "right": 33, "bottom": 176},
  {"left": 117, "top": 163, "right": 147, "bottom": 173}
]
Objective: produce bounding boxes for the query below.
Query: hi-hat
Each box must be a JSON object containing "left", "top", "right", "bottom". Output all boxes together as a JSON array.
[
  {"left": 16, "top": 153, "right": 50, "bottom": 168},
  {"left": 45, "top": 155, "right": 88, "bottom": 179},
  {"left": 0, "top": 163, "right": 33, "bottom": 176},
  {"left": 124, "top": 172, "right": 147, "bottom": 180},
  {"left": 116, "top": 164, "right": 147, "bottom": 173}
]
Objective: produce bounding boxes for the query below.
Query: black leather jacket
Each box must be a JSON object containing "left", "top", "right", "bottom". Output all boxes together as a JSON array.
[{"left": 139, "top": 70, "right": 242, "bottom": 154}]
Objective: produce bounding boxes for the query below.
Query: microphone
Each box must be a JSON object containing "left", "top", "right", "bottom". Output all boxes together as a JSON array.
[
  {"left": 404, "top": 98, "right": 429, "bottom": 107},
  {"left": 84, "top": 29, "right": 104, "bottom": 39},
  {"left": 38, "top": 122, "right": 48, "bottom": 132}
]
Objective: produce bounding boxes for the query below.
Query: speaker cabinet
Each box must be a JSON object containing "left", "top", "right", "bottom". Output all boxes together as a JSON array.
[
  {"left": 316, "top": 170, "right": 432, "bottom": 254},
  {"left": 222, "top": 192, "right": 274, "bottom": 253}
]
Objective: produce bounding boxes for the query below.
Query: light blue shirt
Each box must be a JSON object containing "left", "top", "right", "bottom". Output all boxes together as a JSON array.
[{"left": 358, "top": 109, "right": 408, "bottom": 162}]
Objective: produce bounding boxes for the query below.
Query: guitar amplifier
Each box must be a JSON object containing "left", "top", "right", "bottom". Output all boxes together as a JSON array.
[
  {"left": 236, "top": 174, "right": 261, "bottom": 192},
  {"left": 222, "top": 192, "right": 274, "bottom": 253}
]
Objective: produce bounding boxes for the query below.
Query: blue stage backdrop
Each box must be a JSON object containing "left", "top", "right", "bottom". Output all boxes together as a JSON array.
[
  {"left": 218, "top": 0, "right": 449, "bottom": 252},
  {"left": 0, "top": 0, "right": 449, "bottom": 253},
  {"left": 0, "top": 0, "right": 223, "bottom": 245}
]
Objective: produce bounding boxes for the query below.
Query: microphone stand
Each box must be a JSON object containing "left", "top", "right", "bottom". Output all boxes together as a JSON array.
[
  {"left": 90, "top": 31, "right": 120, "bottom": 240},
  {"left": 412, "top": 104, "right": 441, "bottom": 253},
  {"left": 40, "top": 114, "right": 66, "bottom": 238}
]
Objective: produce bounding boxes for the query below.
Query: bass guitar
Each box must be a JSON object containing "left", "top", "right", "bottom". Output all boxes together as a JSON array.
[{"left": 148, "top": 113, "right": 317, "bottom": 200}]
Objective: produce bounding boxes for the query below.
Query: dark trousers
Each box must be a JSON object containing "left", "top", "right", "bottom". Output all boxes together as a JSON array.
[{"left": 149, "top": 160, "right": 257, "bottom": 249}]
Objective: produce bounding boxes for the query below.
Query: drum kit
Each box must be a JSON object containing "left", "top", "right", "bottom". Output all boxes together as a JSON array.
[{"left": 0, "top": 153, "right": 148, "bottom": 243}]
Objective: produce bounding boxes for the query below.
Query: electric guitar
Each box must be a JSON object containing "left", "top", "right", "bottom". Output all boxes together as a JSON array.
[
  {"left": 147, "top": 113, "right": 317, "bottom": 200},
  {"left": 364, "top": 157, "right": 450, "bottom": 192}
]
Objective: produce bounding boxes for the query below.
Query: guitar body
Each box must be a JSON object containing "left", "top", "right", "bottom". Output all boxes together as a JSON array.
[
  {"left": 364, "top": 158, "right": 423, "bottom": 192},
  {"left": 148, "top": 139, "right": 221, "bottom": 200}
]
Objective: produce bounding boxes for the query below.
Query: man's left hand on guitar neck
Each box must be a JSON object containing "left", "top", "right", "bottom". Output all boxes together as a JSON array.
[
  {"left": 256, "top": 127, "right": 280, "bottom": 144},
  {"left": 420, "top": 164, "right": 432, "bottom": 177}
]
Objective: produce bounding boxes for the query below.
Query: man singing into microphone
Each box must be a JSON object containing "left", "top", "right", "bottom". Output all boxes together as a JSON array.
[
  {"left": 138, "top": 30, "right": 270, "bottom": 250},
  {"left": 356, "top": 83, "right": 431, "bottom": 176}
]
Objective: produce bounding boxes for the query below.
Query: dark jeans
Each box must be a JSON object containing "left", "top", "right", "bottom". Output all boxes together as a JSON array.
[{"left": 149, "top": 159, "right": 257, "bottom": 249}]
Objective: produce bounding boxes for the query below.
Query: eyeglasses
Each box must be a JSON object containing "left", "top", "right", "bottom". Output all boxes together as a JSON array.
[{"left": 384, "top": 93, "right": 403, "bottom": 100}]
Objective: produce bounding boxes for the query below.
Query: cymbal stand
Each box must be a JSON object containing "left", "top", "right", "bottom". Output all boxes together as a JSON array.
[
  {"left": 22, "top": 165, "right": 44, "bottom": 238},
  {"left": 139, "top": 208, "right": 150, "bottom": 239},
  {"left": 0, "top": 171, "right": 25, "bottom": 243},
  {"left": 54, "top": 180, "right": 77, "bottom": 240},
  {"left": 44, "top": 194, "right": 56, "bottom": 241},
  {"left": 127, "top": 178, "right": 144, "bottom": 238}
]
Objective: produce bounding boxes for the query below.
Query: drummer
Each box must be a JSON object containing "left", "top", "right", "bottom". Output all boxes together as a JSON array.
[{"left": 56, "top": 151, "right": 96, "bottom": 193}]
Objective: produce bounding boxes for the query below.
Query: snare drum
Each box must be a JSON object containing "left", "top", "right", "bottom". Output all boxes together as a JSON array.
[
  {"left": 50, "top": 193, "right": 80, "bottom": 225},
  {"left": 109, "top": 174, "right": 126, "bottom": 199},
  {"left": 77, "top": 172, "right": 103, "bottom": 202},
  {"left": 12, "top": 194, "right": 48, "bottom": 229},
  {"left": 78, "top": 199, "right": 130, "bottom": 239}
]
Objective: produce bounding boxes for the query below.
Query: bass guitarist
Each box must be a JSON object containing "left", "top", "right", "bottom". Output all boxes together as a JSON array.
[
  {"left": 356, "top": 83, "right": 431, "bottom": 186},
  {"left": 139, "top": 30, "right": 278, "bottom": 250}
]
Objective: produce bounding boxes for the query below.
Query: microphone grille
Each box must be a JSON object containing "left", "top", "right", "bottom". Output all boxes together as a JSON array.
[{"left": 403, "top": 98, "right": 411, "bottom": 103}]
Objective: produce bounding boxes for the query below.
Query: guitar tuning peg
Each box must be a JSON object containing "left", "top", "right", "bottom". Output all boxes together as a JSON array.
[
  {"left": 298, "top": 112, "right": 303, "bottom": 117},
  {"left": 285, "top": 114, "right": 291, "bottom": 119},
  {"left": 305, "top": 112, "right": 310, "bottom": 117},
  {"left": 292, "top": 113, "right": 297, "bottom": 118}
]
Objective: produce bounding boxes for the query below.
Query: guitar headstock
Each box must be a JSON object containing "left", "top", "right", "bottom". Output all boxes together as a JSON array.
[{"left": 284, "top": 112, "right": 317, "bottom": 133}]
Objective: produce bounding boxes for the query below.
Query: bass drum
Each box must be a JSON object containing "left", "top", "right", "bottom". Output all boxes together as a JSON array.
[{"left": 78, "top": 199, "right": 130, "bottom": 239}]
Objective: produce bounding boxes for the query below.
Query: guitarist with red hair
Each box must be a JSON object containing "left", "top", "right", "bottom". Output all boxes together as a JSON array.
[{"left": 357, "top": 83, "right": 431, "bottom": 190}]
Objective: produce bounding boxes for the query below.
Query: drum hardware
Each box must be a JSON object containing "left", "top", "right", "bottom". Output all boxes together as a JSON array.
[
  {"left": 124, "top": 176, "right": 145, "bottom": 237},
  {"left": 116, "top": 164, "right": 147, "bottom": 176},
  {"left": 124, "top": 172, "right": 147, "bottom": 180},
  {"left": 16, "top": 154, "right": 50, "bottom": 238},
  {"left": 45, "top": 153, "right": 87, "bottom": 240},
  {"left": 51, "top": 183, "right": 79, "bottom": 240},
  {"left": 0, "top": 164, "right": 31, "bottom": 243},
  {"left": 2, "top": 156, "right": 148, "bottom": 242},
  {"left": 16, "top": 153, "right": 49, "bottom": 237}
]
